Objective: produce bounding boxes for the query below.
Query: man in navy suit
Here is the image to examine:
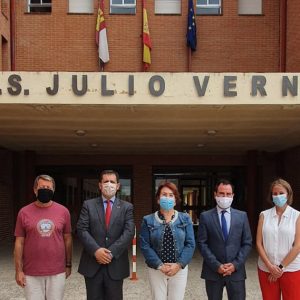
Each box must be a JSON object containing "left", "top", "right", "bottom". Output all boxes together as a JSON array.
[
  {"left": 77, "top": 170, "right": 135, "bottom": 300},
  {"left": 198, "top": 179, "right": 252, "bottom": 300}
]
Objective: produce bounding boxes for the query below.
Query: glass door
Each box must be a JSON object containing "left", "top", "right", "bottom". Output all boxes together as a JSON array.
[
  {"left": 153, "top": 167, "right": 245, "bottom": 225},
  {"left": 182, "top": 186, "right": 200, "bottom": 224}
]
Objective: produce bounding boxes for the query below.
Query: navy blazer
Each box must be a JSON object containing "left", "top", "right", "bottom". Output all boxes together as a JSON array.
[
  {"left": 197, "top": 207, "right": 252, "bottom": 281},
  {"left": 77, "top": 197, "right": 135, "bottom": 280}
]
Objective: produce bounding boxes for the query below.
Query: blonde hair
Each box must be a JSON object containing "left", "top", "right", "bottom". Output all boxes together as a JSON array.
[
  {"left": 34, "top": 174, "right": 55, "bottom": 191},
  {"left": 268, "top": 178, "right": 293, "bottom": 205}
]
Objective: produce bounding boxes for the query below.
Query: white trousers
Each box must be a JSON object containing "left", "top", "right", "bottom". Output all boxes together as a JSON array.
[
  {"left": 24, "top": 272, "right": 65, "bottom": 300},
  {"left": 148, "top": 266, "right": 188, "bottom": 300}
]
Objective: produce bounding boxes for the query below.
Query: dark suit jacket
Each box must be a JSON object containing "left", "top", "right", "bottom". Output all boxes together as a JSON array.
[
  {"left": 77, "top": 197, "right": 135, "bottom": 280},
  {"left": 197, "top": 207, "right": 252, "bottom": 281}
]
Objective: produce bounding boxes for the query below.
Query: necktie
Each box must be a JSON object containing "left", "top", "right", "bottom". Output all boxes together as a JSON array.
[
  {"left": 221, "top": 210, "right": 228, "bottom": 240},
  {"left": 105, "top": 200, "right": 112, "bottom": 228}
]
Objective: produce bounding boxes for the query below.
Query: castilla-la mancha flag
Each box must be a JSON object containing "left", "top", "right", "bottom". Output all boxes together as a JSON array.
[
  {"left": 143, "top": 0, "right": 152, "bottom": 70},
  {"left": 96, "top": 0, "right": 109, "bottom": 64}
]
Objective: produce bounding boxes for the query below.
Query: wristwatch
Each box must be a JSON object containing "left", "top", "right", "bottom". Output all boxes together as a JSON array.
[{"left": 278, "top": 264, "right": 284, "bottom": 269}]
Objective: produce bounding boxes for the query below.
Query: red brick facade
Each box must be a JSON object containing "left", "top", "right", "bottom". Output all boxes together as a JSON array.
[
  {"left": 13, "top": 0, "right": 282, "bottom": 72},
  {"left": 0, "top": 0, "right": 11, "bottom": 71},
  {"left": 286, "top": 0, "right": 300, "bottom": 71},
  {"left": 1, "top": 0, "right": 300, "bottom": 241},
  {"left": 0, "top": 149, "right": 14, "bottom": 241}
]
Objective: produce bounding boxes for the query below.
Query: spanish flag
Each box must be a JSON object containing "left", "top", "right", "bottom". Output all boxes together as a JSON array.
[
  {"left": 143, "top": 0, "right": 151, "bottom": 71},
  {"left": 96, "top": 0, "right": 109, "bottom": 64}
]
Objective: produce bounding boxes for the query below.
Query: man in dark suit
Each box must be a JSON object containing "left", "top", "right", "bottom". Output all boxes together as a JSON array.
[
  {"left": 198, "top": 179, "right": 252, "bottom": 300},
  {"left": 77, "top": 170, "right": 135, "bottom": 300}
]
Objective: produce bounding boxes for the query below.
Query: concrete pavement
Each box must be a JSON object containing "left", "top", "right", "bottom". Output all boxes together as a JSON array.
[{"left": 0, "top": 240, "right": 262, "bottom": 300}]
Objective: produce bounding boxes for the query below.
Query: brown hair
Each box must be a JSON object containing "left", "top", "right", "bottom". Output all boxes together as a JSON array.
[
  {"left": 214, "top": 179, "right": 234, "bottom": 193},
  {"left": 99, "top": 170, "right": 120, "bottom": 183},
  {"left": 155, "top": 182, "right": 181, "bottom": 205},
  {"left": 268, "top": 178, "right": 293, "bottom": 205}
]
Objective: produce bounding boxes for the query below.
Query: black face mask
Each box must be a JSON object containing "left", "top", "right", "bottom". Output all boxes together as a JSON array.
[{"left": 37, "top": 188, "right": 54, "bottom": 203}]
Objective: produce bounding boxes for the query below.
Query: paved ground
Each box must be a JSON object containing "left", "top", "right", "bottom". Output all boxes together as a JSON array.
[{"left": 0, "top": 240, "right": 262, "bottom": 300}]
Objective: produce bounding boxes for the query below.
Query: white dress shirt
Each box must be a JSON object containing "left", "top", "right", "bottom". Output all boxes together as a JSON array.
[
  {"left": 102, "top": 195, "right": 115, "bottom": 212},
  {"left": 216, "top": 206, "right": 231, "bottom": 235},
  {"left": 258, "top": 205, "right": 300, "bottom": 272}
]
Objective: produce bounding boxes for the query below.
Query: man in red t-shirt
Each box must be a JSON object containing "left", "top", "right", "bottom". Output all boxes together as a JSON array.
[{"left": 14, "top": 174, "right": 72, "bottom": 300}]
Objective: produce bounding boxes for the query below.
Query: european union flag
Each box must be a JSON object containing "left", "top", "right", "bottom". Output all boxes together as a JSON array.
[{"left": 187, "top": 0, "right": 197, "bottom": 51}]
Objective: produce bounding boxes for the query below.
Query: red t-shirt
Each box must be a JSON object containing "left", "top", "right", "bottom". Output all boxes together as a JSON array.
[{"left": 14, "top": 201, "right": 71, "bottom": 276}]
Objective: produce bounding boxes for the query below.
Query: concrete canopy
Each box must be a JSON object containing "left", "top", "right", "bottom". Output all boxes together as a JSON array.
[
  {"left": 0, "top": 104, "right": 299, "bottom": 155},
  {"left": 1, "top": 72, "right": 300, "bottom": 155}
]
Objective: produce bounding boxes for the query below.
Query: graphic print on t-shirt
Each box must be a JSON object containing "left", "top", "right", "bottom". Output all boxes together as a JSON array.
[{"left": 37, "top": 219, "right": 55, "bottom": 237}]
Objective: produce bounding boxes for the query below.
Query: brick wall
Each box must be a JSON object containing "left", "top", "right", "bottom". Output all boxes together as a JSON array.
[
  {"left": 260, "top": 153, "right": 279, "bottom": 211},
  {"left": 0, "top": 149, "right": 14, "bottom": 241},
  {"left": 14, "top": 0, "right": 280, "bottom": 72},
  {"left": 1, "top": 36, "right": 9, "bottom": 70},
  {"left": 0, "top": 0, "right": 10, "bottom": 71},
  {"left": 132, "top": 163, "right": 152, "bottom": 231},
  {"left": 286, "top": 0, "right": 300, "bottom": 71},
  {"left": 1, "top": 0, "right": 9, "bottom": 17},
  {"left": 259, "top": 147, "right": 300, "bottom": 212},
  {"left": 283, "top": 146, "right": 300, "bottom": 211}
]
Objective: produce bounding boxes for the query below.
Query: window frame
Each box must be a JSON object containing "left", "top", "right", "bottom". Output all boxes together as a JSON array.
[
  {"left": 196, "top": 0, "right": 222, "bottom": 16},
  {"left": 68, "top": 0, "right": 94, "bottom": 14},
  {"left": 238, "top": 0, "right": 263, "bottom": 16},
  {"left": 27, "top": 0, "right": 52, "bottom": 13},
  {"left": 110, "top": 0, "right": 136, "bottom": 15},
  {"left": 154, "top": 0, "right": 181, "bottom": 15}
]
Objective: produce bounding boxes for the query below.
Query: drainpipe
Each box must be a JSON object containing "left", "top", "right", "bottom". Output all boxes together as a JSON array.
[
  {"left": 279, "top": 0, "right": 287, "bottom": 72},
  {"left": 10, "top": 0, "right": 16, "bottom": 71}
]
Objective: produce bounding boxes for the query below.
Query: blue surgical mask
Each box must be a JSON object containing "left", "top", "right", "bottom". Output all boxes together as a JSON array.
[
  {"left": 272, "top": 194, "right": 288, "bottom": 207},
  {"left": 159, "top": 197, "right": 175, "bottom": 211}
]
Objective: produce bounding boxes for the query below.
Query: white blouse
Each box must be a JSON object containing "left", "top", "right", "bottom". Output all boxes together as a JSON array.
[{"left": 258, "top": 205, "right": 300, "bottom": 272}]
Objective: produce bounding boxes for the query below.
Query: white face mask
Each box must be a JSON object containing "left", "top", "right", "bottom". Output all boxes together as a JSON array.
[
  {"left": 215, "top": 196, "right": 233, "bottom": 209},
  {"left": 102, "top": 182, "right": 117, "bottom": 198}
]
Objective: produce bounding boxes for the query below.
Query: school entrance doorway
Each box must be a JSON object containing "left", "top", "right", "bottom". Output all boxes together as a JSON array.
[{"left": 153, "top": 166, "right": 246, "bottom": 226}]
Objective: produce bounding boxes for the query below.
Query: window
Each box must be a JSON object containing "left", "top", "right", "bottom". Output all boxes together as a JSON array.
[
  {"left": 196, "top": 0, "right": 221, "bottom": 15},
  {"left": 238, "top": 0, "right": 262, "bottom": 15},
  {"left": 110, "top": 0, "right": 136, "bottom": 15},
  {"left": 28, "top": 0, "right": 51, "bottom": 13},
  {"left": 155, "top": 0, "right": 181, "bottom": 14},
  {"left": 69, "top": 0, "right": 93, "bottom": 13}
]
